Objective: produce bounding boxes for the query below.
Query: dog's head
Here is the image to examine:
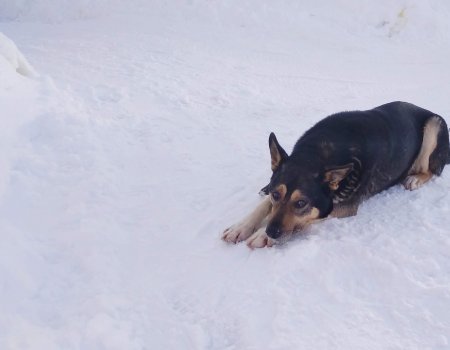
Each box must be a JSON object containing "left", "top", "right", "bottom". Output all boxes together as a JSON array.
[{"left": 265, "top": 132, "right": 352, "bottom": 240}]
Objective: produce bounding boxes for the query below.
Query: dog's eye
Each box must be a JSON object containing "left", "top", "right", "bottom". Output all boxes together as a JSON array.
[
  {"left": 294, "top": 200, "right": 307, "bottom": 209},
  {"left": 271, "top": 191, "right": 281, "bottom": 201}
]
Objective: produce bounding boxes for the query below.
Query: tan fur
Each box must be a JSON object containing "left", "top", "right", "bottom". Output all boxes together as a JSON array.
[
  {"left": 409, "top": 116, "right": 441, "bottom": 174},
  {"left": 329, "top": 181, "right": 339, "bottom": 191},
  {"left": 222, "top": 197, "right": 272, "bottom": 243},
  {"left": 404, "top": 171, "right": 433, "bottom": 191},
  {"left": 330, "top": 203, "right": 358, "bottom": 218},
  {"left": 324, "top": 164, "right": 353, "bottom": 191},
  {"left": 275, "top": 184, "right": 287, "bottom": 201},
  {"left": 404, "top": 116, "right": 441, "bottom": 190},
  {"left": 290, "top": 189, "right": 302, "bottom": 202},
  {"left": 281, "top": 207, "right": 320, "bottom": 232},
  {"left": 269, "top": 188, "right": 321, "bottom": 233},
  {"left": 246, "top": 227, "right": 276, "bottom": 249},
  {"left": 270, "top": 143, "right": 283, "bottom": 171}
]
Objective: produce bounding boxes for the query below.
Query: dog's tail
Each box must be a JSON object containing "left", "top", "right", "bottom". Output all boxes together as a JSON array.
[{"left": 448, "top": 129, "right": 450, "bottom": 164}]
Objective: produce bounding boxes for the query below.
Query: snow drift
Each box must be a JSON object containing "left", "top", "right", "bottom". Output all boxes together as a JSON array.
[
  {"left": 0, "top": 32, "right": 38, "bottom": 197},
  {"left": 0, "top": 32, "right": 36, "bottom": 76}
]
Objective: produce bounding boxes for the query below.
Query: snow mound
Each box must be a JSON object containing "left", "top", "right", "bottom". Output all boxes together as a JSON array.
[
  {"left": 0, "top": 32, "right": 37, "bottom": 77},
  {"left": 0, "top": 33, "right": 39, "bottom": 201}
]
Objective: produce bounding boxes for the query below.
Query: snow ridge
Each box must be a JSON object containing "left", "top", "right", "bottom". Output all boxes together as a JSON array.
[{"left": 0, "top": 32, "right": 37, "bottom": 77}]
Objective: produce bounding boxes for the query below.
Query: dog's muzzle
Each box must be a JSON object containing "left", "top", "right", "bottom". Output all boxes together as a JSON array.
[{"left": 266, "top": 224, "right": 283, "bottom": 239}]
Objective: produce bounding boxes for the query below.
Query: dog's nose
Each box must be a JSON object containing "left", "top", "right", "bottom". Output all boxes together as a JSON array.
[{"left": 266, "top": 224, "right": 282, "bottom": 239}]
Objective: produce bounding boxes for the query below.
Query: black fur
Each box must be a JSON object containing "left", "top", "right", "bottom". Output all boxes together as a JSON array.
[
  {"left": 447, "top": 128, "right": 450, "bottom": 164},
  {"left": 264, "top": 101, "right": 449, "bottom": 222}
]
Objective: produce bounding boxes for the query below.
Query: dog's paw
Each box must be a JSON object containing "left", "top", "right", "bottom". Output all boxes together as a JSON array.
[
  {"left": 403, "top": 174, "right": 426, "bottom": 191},
  {"left": 222, "top": 223, "right": 256, "bottom": 244},
  {"left": 246, "top": 228, "right": 276, "bottom": 249}
]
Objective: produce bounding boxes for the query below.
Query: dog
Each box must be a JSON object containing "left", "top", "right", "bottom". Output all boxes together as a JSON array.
[{"left": 222, "top": 101, "right": 450, "bottom": 248}]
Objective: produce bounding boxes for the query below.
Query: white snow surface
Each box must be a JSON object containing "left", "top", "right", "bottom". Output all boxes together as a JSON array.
[
  {"left": 1, "top": 1, "right": 450, "bottom": 349},
  {"left": 0, "top": 32, "right": 36, "bottom": 76}
]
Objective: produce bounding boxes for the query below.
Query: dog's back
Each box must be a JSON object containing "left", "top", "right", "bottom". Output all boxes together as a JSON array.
[{"left": 291, "top": 101, "right": 449, "bottom": 198}]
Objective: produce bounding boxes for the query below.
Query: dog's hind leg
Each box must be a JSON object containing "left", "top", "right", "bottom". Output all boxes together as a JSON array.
[
  {"left": 222, "top": 197, "right": 272, "bottom": 244},
  {"left": 330, "top": 201, "right": 359, "bottom": 218},
  {"left": 429, "top": 123, "right": 450, "bottom": 173},
  {"left": 404, "top": 116, "right": 443, "bottom": 191}
]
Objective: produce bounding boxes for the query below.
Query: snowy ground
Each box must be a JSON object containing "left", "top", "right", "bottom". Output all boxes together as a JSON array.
[{"left": 1, "top": 1, "right": 450, "bottom": 349}]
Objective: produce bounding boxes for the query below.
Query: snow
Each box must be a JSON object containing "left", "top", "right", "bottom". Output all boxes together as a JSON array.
[
  {"left": 1, "top": 0, "right": 450, "bottom": 349},
  {"left": 0, "top": 32, "right": 36, "bottom": 77}
]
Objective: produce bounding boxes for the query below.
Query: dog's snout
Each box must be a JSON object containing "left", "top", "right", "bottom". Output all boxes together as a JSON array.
[{"left": 266, "top": 224, "right": 282, "bottom": 239}]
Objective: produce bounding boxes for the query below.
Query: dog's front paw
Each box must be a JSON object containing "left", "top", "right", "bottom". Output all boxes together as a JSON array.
[
  {"left": 222, "top": 223, "right": 256, "bottom": 244},
  {"left": 246, "top": 228, "right": 276, "bottom": 249}
]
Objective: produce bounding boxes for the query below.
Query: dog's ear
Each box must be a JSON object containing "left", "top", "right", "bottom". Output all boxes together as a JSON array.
[
  {"left": 269, "top": 132, "right": 288, "bottom": 172},
  {"left": 323, "top": 163, "right": 353, "bottom": 190}
]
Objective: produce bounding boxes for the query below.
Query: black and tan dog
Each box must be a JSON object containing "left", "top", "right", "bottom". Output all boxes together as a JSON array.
[{"left": 222, "top": 101, "right": 450, "bottom": 248}]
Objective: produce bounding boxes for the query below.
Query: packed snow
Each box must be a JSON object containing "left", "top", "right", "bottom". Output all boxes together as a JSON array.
[{"left": 1, "top": 1, "right": 450, "bottom": 349}]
